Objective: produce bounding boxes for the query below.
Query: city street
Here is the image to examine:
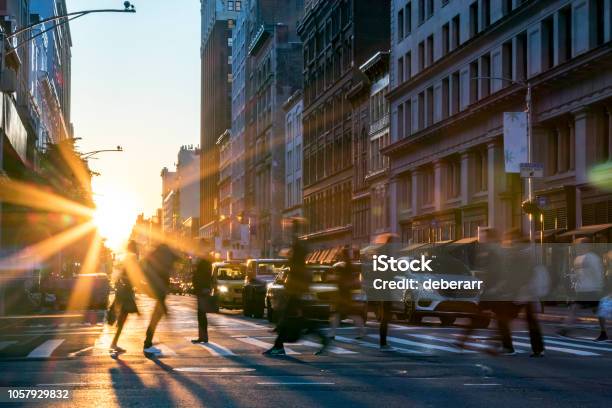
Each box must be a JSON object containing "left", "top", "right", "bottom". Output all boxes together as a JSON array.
[{"left": 0, "top": 295, "right": 610, "bottom": 407}]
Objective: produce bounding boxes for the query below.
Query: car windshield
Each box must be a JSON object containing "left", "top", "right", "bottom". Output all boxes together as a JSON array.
[
  {"left": 310, "top": 269, "right": 331, "bottom": 283},
  {"left": 217, "top": 266, "right": 245, "bottom": 280},
  {"left": 256, "top": 263, "right": 288, "bottom": 277}
]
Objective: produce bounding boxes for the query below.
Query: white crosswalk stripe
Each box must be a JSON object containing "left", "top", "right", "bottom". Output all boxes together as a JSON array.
[
  {"left": 528, "top": 336, "right": 612, "bottom": 352},
  {"left": 511, "top": 340, "right": 598, "bottom": 356},
  {"left": 368, "top": 334, "right": 474, "bottom": 353},
  {"left": 334, "top": 335, "right": 422, "bottom": 354},
  {"left": 155, "top": 344, "right": 177, "bottom": 356},
  {"left": 290, "top": 340, "right": 357, "bottom": 354},
  {"left": 405, "top": 333, "right": 494, "bottom": 351},
  {"left": 27, "top": 339, "right": 65, "bottom": 358},
  {"left": 186, "top": 338, "right": 236, "bottom": 356},
  {"left": 234, "top": 336, "right": 299, "bottom": 355}
]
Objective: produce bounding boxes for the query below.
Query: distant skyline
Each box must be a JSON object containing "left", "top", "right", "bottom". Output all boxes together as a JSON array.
[{"left": 67, "top": 0, "right": 201, "bottom": 219}]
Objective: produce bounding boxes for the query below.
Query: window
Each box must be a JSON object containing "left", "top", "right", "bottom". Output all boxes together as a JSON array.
[
  {"left": 406, "top": 2, "right": 412, "bottom": 34},
  {"left": 558, "top": 7, "right": 572, "bottom": 63},
  {"left": 542, "top": 16, "right": 554, "bottom": 70},
  {"left": 451, "top": 71, "right": 460, "bottom": 114},
  {"left": 426, "top": 34, "right": 434, "bottom": 66},
  {"left": 515, "top": 32, "right": 527, "bottom": 81},
  {"left": 469, "top": 1, "right": 479, "bottom": 38},
  {"left": 426, "top": 0, "right": 433, "bottom": 19},
  {"left": 397, "top": 103, "right": 404, "bottom": 139},
  {"left": 451, "top": 14, "right": 460, "bottom": 49},
  {"left": 426, "top": 86, "right": 434, "bottom": 127},
  {"left": 474, "top": 149, "right": 488, "bottom": 192},
  {"left": 418, "top": 0, "right": 425, "bottom": 23},
  {"left": 447, "top": 158, "right": 461, "bottom": 199},
  {"left": 418, "top": 41, "right": 425, "bottom": 71},
  {"left": 235, "top": 0, "right": 242, "bottom": 11},
  {"left": 422, "top": 167, "right": 435, "bottom": 205},
  {"left": 398, "top": 8, "right": 404, "bottom": 41},
  {"left": 404, "top": 100, "right": 412, "bottom": 136},
  {"left": 405, "top": 51, "right": 412, "bottom": 79},
  {"left": 480, "top": 54, "right": 490, "bottom": 98},
  {"left": 596, "top": 0, "right": 605, "bottom": 46},
  {"left": 469, "top": 61, "right": 478, "bottom": 104},
  {"left": 398, "top": 174, "right": 412, "bottom": 211},
  {"left": 442, "top": 78, "right": 450, "bottom": 119},
  {"left": 502, "top": 0, "right": 512, "bottom": 16},
  {"left": 398, "top": 56, "right": 404, "bottom": 84},
  {"left": 442, "top": 23, "right": 450, "bottom": 56},
  {"left": 296, "top": 144, "right": 302, "bottom": 169},
  {"left": 418, "top": 91, "right": 425, "bottom": 130},
  {"left": 227, "top": 1, "right": 234, "bottom": 11},
  {"left": 482, "top": 0, "right": 491, "bottom": 29}
]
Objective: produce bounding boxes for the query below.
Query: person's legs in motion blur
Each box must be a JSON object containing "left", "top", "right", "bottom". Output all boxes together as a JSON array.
[
  {"left": 110, "top": 311, "right": 128, "bottom": 352},
  {"left": 525, "top": 302, "right": 545, "bottom": 356},
  {"left": 192, "top": 296, "right": 209, "bottom": 343},
  {"left": 144, "top": 300, "right": 165, "bottom": 351},
  {"left": 596, "top": 317, "right": 608, "bottom": 341},
  {"left": 379, "top": 301, "right": 392, "bottom": 350}
]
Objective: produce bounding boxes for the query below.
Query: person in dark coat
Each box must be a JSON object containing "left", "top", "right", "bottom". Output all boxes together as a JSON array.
[
  {"left": 142, "top": 243, "right": 179, "bottom": 354},
  {"left": 264, "top": 222, "right": 329, "bottom": 356},
  {"left": 191, "top": 258, "right": 215, "bottom": 343},
  {"left": 329, "top": 246, "right": 365, "bottom": 339},
  {"left": 109, "top": 240, "right": 139, "bottom": 353}
]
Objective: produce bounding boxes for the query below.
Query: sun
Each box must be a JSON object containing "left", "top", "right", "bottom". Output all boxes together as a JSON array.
[{"left": 92, "top": 187, "right": 139, "bottom": 250}]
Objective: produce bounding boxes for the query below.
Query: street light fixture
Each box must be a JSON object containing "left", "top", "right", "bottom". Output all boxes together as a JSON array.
[
  {"left": 471, "top": 76, "right": 534, "bottom": 243},
  {"left": 80, "top": 146, "right": 123, "bottom": 160},
  {"left": 2, "top": 2, "right": 136, "bottom": 56}
]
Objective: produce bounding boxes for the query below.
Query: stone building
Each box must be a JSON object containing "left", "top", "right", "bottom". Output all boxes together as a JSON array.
[
  {"left": 298, "top": 0, "right": 390, "bottom": 257},
  {"left": 386, "top": 0, "right": 612, "bottom": 243}
]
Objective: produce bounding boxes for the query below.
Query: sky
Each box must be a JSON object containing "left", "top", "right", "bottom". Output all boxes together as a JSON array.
[{"left": 67, "top": 0, "right": 201, "bottom": 221}]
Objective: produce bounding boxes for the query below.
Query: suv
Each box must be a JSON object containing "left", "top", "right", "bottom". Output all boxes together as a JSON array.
[
  {"left": 391, "top": 255, "right": 489, "bottom": 327},
  {"left": 213, "top": 261, "right": 246, "bottom": 309},
  {"left": 242, "top": 259, "right": 289, "bottom": 318}
]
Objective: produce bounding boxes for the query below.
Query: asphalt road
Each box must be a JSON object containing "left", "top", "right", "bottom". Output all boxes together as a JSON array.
[{"left": 0, "top": 295, "right": 610, "bottom": 407}]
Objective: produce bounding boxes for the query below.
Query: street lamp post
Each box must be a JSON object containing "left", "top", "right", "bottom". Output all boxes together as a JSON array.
[
  {"left": 471, "top": 76, "right": 534, "bottom": 243},
  {"left": 2, "top": 2, "right": 136, "bottom": 56}
]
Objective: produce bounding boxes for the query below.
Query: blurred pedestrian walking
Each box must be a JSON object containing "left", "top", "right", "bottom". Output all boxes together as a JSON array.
[
  {"left": 264, "top": 222, "right": 329, "bottom": 356},
  {"left": 109, "top": 240, "right": 139, "bottom": 353},
  {"left": 329, "top": 246, "right": 365, "bottom": 339},
  {"left": 191, "top": 257, "right": 216, "bottom": 344},
  {"left": 142, "top": 243, "right": 179, "bottom": 355},
  {"left": 559, "top": 237, "right": 605, "bottom": 340}
]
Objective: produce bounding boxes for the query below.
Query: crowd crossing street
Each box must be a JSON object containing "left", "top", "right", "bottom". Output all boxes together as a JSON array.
[{"left": 0, "top": 295, "right": 610, "bottom": 407}]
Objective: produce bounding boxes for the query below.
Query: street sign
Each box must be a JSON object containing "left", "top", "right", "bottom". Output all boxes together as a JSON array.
[{"left": 520, "top": 162, "right": 544, "bottom": 178}]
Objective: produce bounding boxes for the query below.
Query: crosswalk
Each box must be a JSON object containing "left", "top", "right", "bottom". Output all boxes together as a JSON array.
[{"left": 2, "top": 323, "right": 612, "bottom": 359}]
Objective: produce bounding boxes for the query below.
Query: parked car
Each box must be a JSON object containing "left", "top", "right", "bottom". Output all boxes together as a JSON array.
[
  {"left": 242, "top": 259, "right": 289, "bottom": 318},
  {"left": 391, "top": 255, "right": 489, "bottom": 327},
  {"left": 213, "top": 261, "right": 246, "bottom": 309},
  {"left": 266, "top": 264, "right": 367, "bottom": 323}
]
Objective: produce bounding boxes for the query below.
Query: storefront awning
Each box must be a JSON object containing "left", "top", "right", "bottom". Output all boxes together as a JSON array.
[
  {"left": 452, "top": 237, "right": 479, "bottom": 245},
  {"left": 558, "top": 223, "right": 612, "bottom": 238}
]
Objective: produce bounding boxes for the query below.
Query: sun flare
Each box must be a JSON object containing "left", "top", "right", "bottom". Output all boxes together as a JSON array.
[{"left": 92, "top": 187, "right": 139, "bottom": 250}]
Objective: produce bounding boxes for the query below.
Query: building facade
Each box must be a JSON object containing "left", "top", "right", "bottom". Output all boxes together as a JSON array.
[
  {"left": 297, "top": 0, "right": 390, "bottom": 255},
  {"left": 199, "top": 0, "right": 239, "bottom": 245},
  {"left": 282, "top": 91, "right": 304, "bottom": 242},
  {"left": 348, "top": 52, "right": 391, "bottom": 248},
  {"left": 248, "top": 23, "right": 303, "bottom": 256},
  {"left": 386, "top": 0, "right": 612, "bottom": 244}
]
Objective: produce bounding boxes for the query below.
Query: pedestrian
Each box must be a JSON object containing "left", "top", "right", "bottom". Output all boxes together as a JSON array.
[
  {"left": 329, "top": 246, "right": 365, "bottom": 339},
  {"left": 559, "top": 237, "right": 605, "bottom": 340},
  {"left": 497, "top": 229, "right": 545, "bottom": 357},
  {"left": 142, "top": 243, "right": 179, "bottom": 355},
  {"left": 378, "top": 300, "right": 392, "bottom": 350},
  {"left": 264, "top": 223, "right": 329, "bottom": 356},
  {"left": 191, "top": 257, "right": 216, "bottom": 344},
  {"left": 109, "top": 240, "right": 140, "bottom": 353}
]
